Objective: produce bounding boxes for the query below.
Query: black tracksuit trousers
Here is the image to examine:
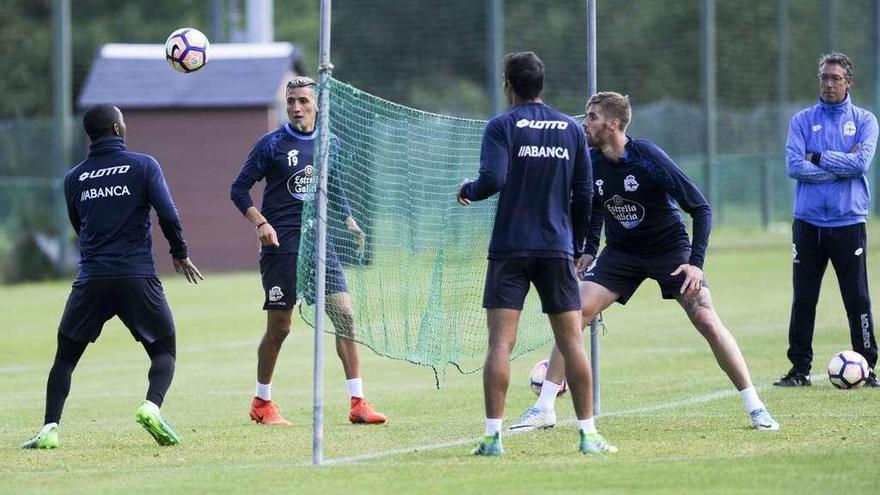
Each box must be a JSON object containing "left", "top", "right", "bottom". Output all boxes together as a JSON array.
[{"left": 788, "top": 219, "right": 876, "bottom": 374}]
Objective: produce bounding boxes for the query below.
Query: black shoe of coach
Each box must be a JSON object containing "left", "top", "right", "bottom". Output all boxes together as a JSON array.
[
  {"left": 865, "top": 370, "right": 879, "bottom": 388},
  {"left": 773, "top": 369, "right": 812, "bottom": 387}
]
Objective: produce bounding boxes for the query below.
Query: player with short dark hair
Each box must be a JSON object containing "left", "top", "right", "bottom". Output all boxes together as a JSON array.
[
  {"left": 774, "top": 52, "right": 878, "bottom": 387},
  {"left": 230, "top": 76, "right": 386, "bottom": 426},
  {"left": 21, "top": 104, "right": 203, "bottom": 449},
  {"left": 458, "top": 51, "right": 615, "bottom": 456},
  {"left": 510, "top": 91, "right": 780, "bottom": 432}
]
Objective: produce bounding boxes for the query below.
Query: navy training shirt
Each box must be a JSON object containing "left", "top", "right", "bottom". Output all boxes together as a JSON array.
[
  {"left": 586, "top": 138, "right": 712, "bottom": 268},
  {"left": 64, "top": 136, "right": 188, "bottom": 281},
  {"left": 230, "top": 124, "right": 351, "bottom": 255},
  {"left": 460, "top": 102, "right": 592, "bottom": 259}
]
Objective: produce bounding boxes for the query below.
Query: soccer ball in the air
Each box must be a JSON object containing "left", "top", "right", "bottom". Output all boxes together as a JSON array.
[
  {"left": 165, "top": 28, "right": 210, "bottom": 73},
  {"left": 530, "top": 359, "right": 568, "bottom": 396},
  {"left": 827, "top": 350, "right": 869, "bottom": 389}
]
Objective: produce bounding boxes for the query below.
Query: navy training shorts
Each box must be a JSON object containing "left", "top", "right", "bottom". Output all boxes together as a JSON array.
[
  {"left": 260, "top": 250, "right": 349, "bottom": 311},
  {"left": 582, "top": 246, "right": 709, "bottom": 305},
  {"left": 58, "top": 277, "right": 175, "bottom": 343},
  {"left": 482, "top": 257, "right": 581, "bottom": 314}
]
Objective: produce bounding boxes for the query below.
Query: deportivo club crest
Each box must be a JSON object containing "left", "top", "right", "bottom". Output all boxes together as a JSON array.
[
  {"left": 843, "top": 120, "right": 857, "bottom": 137},
  {"left": 624, "top": 174, "right": 639, "bottom": 192},
  {"left": 268, "top": 286, "right": 284, "bottom": 302},
  {"left": 287, "top": 149, "right": 299, "bottom": 167}
]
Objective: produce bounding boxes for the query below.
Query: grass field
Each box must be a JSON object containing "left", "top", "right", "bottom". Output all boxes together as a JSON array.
[{"left": 1, "top": 226, "right": 878, "bottom": 494}]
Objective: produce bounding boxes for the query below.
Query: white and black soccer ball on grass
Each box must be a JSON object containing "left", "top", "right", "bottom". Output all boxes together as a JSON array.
[
  {"left": 827, "top": 350, "right": 869, "bottom": 389},
  {"left": 165, "top": 27, "right": 210, "bottom": 73},
  {"left": 530, "top": 359, "right": 568, "bottom": 396}
]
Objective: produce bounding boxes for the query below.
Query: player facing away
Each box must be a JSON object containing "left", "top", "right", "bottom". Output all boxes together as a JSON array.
[
  {"left": 21, "top": 104, "right": 204, "bottom": 449},
  {"left": 510, "top": 92, "right": 780, "bottom": 432},
  {"left": 457, "top": 52, "right": 616, "bottom": 456},
  {"left": 230, "top": 76, "right": 386, "bottom": 426}
]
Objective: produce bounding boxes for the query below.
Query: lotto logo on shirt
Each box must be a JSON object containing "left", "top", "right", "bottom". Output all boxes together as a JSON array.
[
  {"left": 287, "top": 164, "right": 317, "bottom": 200},
  {"left": 515, "top": 119, "right": 569, "bottom": 130},
  {"left": 78, "top": 165, "right": 130, "bottom": 182},
  {"left": 604, "top": 194, "right": 645, "bottom": 229}
]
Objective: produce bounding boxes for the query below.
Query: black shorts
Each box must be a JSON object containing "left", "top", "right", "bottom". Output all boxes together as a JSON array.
[
  {"left": 260, "top": 250, "right": 349, "bottom": 310},
  {"left": 58, "top": 277, "right": 175, "bottom": 343},
  {"left": 583, "top": 247, "right": 709, "bottom": 305},
  {"left": 482, "top": 257, "right": 581, "bottom": 314}
]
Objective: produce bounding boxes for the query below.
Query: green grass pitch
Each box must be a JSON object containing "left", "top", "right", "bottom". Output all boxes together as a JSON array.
[{"left": 1, "top": 226, "right": 878, "bottom": 494}]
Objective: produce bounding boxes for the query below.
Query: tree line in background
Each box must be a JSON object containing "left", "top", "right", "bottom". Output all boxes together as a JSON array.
[
  {"left": 1, "top": 0, "right": 877, "bottom": 283},
  {"left": 2, "top": 0, "right": 877, "bottom": 119}
]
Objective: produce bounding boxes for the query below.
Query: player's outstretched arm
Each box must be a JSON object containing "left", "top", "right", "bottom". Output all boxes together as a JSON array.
[
  {"left": 456, "top": 179, "right": 473, "bottom": 206},
  {"left": 458, "top": 119, "right": 509, "bottom": 204},
  {"left": 173, "top": 257, "right": 204, "bottom": 284},
  {"left": 63, "top": 173, "right": 81, "bottom": 234},
  {"left": 245, "top": 206, "right": 279, "bottom": 247},
  {"left": 344, "top": 216, "right": 366, "bottom": 256},
  {"left": 671, "top": 263, "right": 704, "bottom": 297},
  {"left": 575, "top": 253, "right": 594, "bottom": 278}
]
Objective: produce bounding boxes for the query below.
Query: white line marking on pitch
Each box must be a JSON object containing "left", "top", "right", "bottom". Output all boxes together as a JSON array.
[{"left": 314, "top": 376, "right": 817, "bottom": 467}]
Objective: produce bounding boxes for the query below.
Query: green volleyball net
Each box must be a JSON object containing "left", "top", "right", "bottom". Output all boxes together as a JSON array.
[{"left": 298, "top": 78, "right": 556, "bottom": 385}]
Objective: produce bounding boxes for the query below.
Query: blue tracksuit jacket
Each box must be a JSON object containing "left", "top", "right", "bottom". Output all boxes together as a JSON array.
[{"left": 786, "top": 94, "right": 878, "bottom": 227}]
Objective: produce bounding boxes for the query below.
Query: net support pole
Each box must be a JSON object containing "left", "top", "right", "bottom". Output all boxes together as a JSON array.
[
  {"left": 312, "top": 0, "right": 332, "bottom": 466},
  {"left": 586, "top": 0, "right": 600, "bottom": 417},
  {"left": 487, "top": 0, "right": 504, "bottom": 115},
  {"left": 52, "top": 0, "right": 71, "bottom": 276},
  {"left": 825, "top": 0, "right": 837, "bottom": 51},
  {"left": 701, "top": 0, "right": 717, "bottom": 212},
  {"left": 770, "top": 0, "right": 790, "bottom": 229}
]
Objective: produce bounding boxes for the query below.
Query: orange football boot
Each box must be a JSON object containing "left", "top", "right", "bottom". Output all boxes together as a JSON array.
[
  {"left": 349, "top": 397, "right": 387, "bottom": 424},
  {"left": 249, "top": 397, "right": 292, "bottom": 425}
]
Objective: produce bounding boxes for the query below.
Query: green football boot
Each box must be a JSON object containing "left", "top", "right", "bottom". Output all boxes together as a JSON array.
[
  {"left": 578, "top": 430, "right": 618, "bottom": 454},
  {"left": 21, "top": 425, "right": 59, "bottom": 449},
  {"left": 472, "top": 432, "right": 504, "bottom": 456},
  {"left": 135, "top": 402, "right": 180, "bottom": 446}
]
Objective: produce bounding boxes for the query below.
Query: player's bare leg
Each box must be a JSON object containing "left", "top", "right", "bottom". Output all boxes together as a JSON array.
[
  {"left": 546, "top": 282, "right": 619, "bottom": 385},
  {"left": 257, "top": 309, "right": 292, "bottom": 384},
  {"left": 327, "top": 292, "right": 360, "bottom": 379},
  {"left": 512, "top": 282, "right": 617, "bottom": 432},
  {"left": 474, "top": 308, "right": 520, "bottom": 455},
  {"left": 676, "top": 288, "right": 780, "bottom": 430},
  {"left": 549, "top": 309, "right": 617, "bottom": 454},
  {"left": 250, "top": 309, "right": 293, "bottom": 425},
  {"left": 483, "top": 308, "right": 520, "bottom": 419},
  {"left": 676, "top": 289, "right": 752, "bottom": 390},
  {"left": 549, "top": 310, "right": 590, "bottom": 417},
  {"left": 327, "top": 292, "right": 386, "bottom": 424}
]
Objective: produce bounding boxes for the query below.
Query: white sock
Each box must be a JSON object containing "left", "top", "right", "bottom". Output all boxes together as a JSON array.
[
  {"left": 536, "top": 380, "right": 562, "bottom": 411},
  {"left": 42, "top": 422, "right": 58, "bottom": 433},
  {"left": 577, "top": 417, "right": 597, "bottom": 434},
  {"left": 347, "top": 378, "right": 364, "bottom": 399},
  {"left": 255, "top": 381, "right": 272, "bottom": 401},
  {"left": 141, "top": 400, "right": 161, "bottom": 414},
  {"left": 484, "top": 418, "right": 503, "bottom": 437},
  {"left": 739, "top": 386, "right": 764, "bottom": 413}
]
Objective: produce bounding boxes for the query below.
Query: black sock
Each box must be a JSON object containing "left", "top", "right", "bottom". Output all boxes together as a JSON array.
[
  {"left": 143, "top": 335, "right": 176, "bottom": 408},
  {"left": 44, "top": 334, "right": 88, "bottom": 425}
]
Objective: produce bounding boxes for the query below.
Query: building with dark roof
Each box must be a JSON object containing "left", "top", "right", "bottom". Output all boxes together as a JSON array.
[{"left": 79, "top": 42, "right": 302, "bottom": 272}]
